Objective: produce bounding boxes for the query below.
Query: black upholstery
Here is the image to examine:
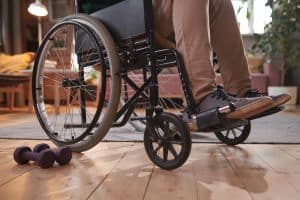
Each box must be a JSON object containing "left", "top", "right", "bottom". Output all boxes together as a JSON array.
[
  {"left": 78, "top": 0, "right": 124, "bottom": 14},
  {"left": 75, "top": 0, "right": 153, "bottom": 68},
  {"left": 90, "top": 0, "right": 146, "bottom": 41}
]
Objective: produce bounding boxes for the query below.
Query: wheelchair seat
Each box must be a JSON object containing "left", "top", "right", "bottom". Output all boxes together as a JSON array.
[
  {"left": 89, "top": 0, "right": 147, "bottom": 41},
  {"left": 75, "top": 0, "right": 179, "bottom": 74}
]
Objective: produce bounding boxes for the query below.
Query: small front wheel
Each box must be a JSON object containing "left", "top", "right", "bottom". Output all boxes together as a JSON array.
[
  {"left": 144, "top": 112, "right": 192, "bottom": 170},
  {"left": 214, "top": 121, "right": 251, "bottom": 145}
]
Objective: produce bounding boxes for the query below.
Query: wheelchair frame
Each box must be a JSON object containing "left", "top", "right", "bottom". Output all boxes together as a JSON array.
[
  {"left": 32, "top": 0, "right": 258, "bottom": 170},
  {"left": 101, "top": 0, "right": 196, "bottom": 127},
  {"left": 84, "top": 0, "right": 248, "bottom": 133}
]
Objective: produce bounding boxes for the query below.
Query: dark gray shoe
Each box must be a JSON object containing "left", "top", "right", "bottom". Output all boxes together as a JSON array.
[
  {"left": 244, "top": 89, "right": 291, "bottom": 107},
  {"left": 196, "top": 87, "right": 273, "bottom": 119}
]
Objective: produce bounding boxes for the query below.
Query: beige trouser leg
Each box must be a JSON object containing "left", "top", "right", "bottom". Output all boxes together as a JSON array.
[
  {"left": 209, "top": 0, "right": 251, "bottom": 97},
  {"left": 153, "top": 0, "right": 252, "bottom": 103},
  {"left": 172, "top": 0, "right": 216, "bottom": 104}
]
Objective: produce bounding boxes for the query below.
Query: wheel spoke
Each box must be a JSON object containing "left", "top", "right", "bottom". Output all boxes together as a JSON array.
[
  {"left": 236, "top": 127, "right": 243, "bottom": 132},
  {"left": 154, "top": 142, "right": 163, "bottom": 153},
  {"left": 165, "top": 121, "right": 170, "bottom": 136},
  {"left": 149, "top": 136, "right": 159, "bottom": 142},
  {"left": 163, "top": 143, "right": 169, "bottom": 161},
  {"left": 225, "top": 130, "right": 230, "bottom": 138},
  {"left": 232, "top": 129, "right": 237, "bottom": 138},
  {"left": 168, "top": 143, "right": 178, "bottom": 158},
  {"left": 161, "top": 121, "right": 170, "bottom": 137}
]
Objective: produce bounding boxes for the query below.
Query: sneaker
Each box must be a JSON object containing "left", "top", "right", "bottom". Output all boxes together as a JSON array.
[
  {"left": 196, "top": 87, "right": 273, "bottom": 119},
  {"left": 244, "top": 89, "right": 291, "bottom": 108}
]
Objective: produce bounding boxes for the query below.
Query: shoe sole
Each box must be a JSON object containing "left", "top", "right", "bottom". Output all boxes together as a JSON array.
[
  {"left": 256, "top": 94, "right": 292, "bottom": 115},
  {"left": 246, "top": 94, "right": 291, "bottom": 118},
  {"left": 273, "top": 94, "right": 291, "bottom": 107},
  {"left": 249, "top": 106, "right": 284, "bottom": 120},
  {"left": 226, "top": 96, "right": 273, "bottom": 119}
]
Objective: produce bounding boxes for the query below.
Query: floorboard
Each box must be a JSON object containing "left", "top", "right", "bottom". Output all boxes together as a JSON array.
[
  {"left": 1, "top": 140, "right": 300, "bottom": 200},
  {"left": 0, "top": 142, "right": 132, "bottom": 200},
  {"left": 89, "top": 144, "right": 153, "bottom": 200},
  {"left": 220, "top": 145, "right": 300, "bottom": 200},
  {"left": 191, "top": 144, "right": 252, "bottom": 200}
]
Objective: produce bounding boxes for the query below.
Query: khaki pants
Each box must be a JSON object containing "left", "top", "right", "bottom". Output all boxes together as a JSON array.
[{"left": 153, "top": 0, "right": 251, "bottom": 103}]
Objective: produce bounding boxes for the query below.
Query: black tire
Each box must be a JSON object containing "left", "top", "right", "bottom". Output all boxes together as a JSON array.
[
  {"left": 32, "top": 14, "right": 121, "bottom": 152},
  {"left": 144, "top": 112, "right": 192, "bottom": 170},
  {"left": 214, "top": 121, "right": 251, "bottom": 145}
]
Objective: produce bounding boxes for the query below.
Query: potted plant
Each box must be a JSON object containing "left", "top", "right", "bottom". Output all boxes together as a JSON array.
[{"left": 251, "top": 0, "right": 300, "bottom": 109}]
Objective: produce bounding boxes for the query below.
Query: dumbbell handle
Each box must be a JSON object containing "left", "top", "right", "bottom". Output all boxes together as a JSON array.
[
  {"left": 22, "top": 151, "right": 40, "bottom": 161},
  {"left": 33, "top": 144, "right": 72, "bottom": 165}
]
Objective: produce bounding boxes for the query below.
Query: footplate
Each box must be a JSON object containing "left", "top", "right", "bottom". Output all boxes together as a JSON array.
[
  {"left": 248, "top": 106, "right": 284, "bottom": 120},
  {"left": 191, "top": 103, "right": 241, "bottom": 131}
]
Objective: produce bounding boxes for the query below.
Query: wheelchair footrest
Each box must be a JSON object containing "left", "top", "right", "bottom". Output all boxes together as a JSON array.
[
  {"left": 192, "top": 108, "right": 222, "bottom": 130},
  {"left": 190, "top": 104, "right": 247, "bottom": 132},
  {"left": 248, "top": 106, "right": 284, "bottom": 120}
]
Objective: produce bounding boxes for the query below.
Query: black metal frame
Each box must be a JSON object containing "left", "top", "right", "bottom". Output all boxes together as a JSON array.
[
  {"left": 107, "top": 0, "right": 197, "bottom": 128},
  {"left": 71, "top": 0, "right": 197, "bottom": 132}
]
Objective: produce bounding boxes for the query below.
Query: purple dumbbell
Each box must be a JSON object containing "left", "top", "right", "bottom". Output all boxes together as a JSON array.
[
  {"left": 33, "top": 143, "right": 72, "bottom": 165},
  {"left": 13, "top": 146, "right": 56, "bottom": 169}
]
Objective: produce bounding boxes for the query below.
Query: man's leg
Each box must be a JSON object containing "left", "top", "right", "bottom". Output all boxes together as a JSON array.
[
  {"left": 172, "top": 0, "right": 216, "bottom": 104},
  {"left": 209, "top": 0, "right": 291, "bottom": 108},
  {"left": 209, "top": 0, "right": 251, "bottom": 97},
  {"left": 152, "top": 0, "right": 176, "bottom": 49},
  {"left": 153, "top": 0, "right": 273, "bottom": 120}
]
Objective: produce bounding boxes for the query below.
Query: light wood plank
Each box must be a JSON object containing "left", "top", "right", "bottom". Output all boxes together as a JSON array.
[
  {"left": 0, "top": 140, "right": 52, "bottom": 186},
  {"left": 252, "top": 145, "right": 300, "bottom": 193},
  {"left": 279, "top": 145, "right": 300, "bottom": 160},
  {"left": 89, "top": 144, "right": 153, "bottom": 200},
  {"left": 221, "top": 145, "right": 300, "bottom": 200},
  {"left": 83, "top": 142, "right": 134, "bottom": 155},
  {"left": 0, "top": 144, "right": 132, "bottom": 200},
  {"left": 1, "top": 139, "right": 300, "bottom": 200},
  {"left": 145, "top": 165, "right": 198, "bottom": 200},
  {"left": 191, "top": 144, "right": 252, "bottom": 200},
  {"left": 0, "top": 151, "right": 35, "bottom": 186},
  {"left": 144, "top": 150, "right": 198, "bottom": 200},
  {"left": 246, "top": 145, "right": 300, "bottom": 174},
  {"left": 0, "top": 140, "right": 133, "bottom": 188}
]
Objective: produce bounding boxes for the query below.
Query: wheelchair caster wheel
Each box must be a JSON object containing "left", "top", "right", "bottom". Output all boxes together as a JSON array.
[
  {"left": 144, "top": 112, "right": 192, "bottom": 170},
  {"left": 214, "top": 121, "right": 251, "bottom": 145}
]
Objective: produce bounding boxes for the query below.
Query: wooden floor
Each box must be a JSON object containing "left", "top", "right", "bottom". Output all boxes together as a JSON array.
[{"left": 1, "top": 140, "right": 300, "bottom": 200}]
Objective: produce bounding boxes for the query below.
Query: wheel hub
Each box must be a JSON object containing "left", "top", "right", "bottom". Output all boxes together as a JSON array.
[{"left": 62, "top": 78, "right": 82, "bottom": 88}]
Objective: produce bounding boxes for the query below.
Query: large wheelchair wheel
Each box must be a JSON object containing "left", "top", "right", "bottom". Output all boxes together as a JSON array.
[
  {"left": 214, "top": 121, "right": 251, "bottom": 145},
  {"left": 32, "top": 14, "right": 121, "bottom": 152},
  {"left": 144, "top": 112, "right": 191, "bottom": 170}
]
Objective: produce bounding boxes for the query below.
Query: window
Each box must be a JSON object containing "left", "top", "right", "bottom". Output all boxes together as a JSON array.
[{"left": 232, "top": 0, "right": 272, "bottom": 34}]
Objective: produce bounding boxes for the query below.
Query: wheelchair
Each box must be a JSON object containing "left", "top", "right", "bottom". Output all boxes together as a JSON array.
[{"left": 32, "top": 0, "right": 277, "bottom": 170}]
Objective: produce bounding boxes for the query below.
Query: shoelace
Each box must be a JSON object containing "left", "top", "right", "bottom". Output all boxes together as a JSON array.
[
  {"left": 244, "top": 89, "right": 267, "bottom": 97},
  {"left": 211, "top": 86, "right": 231, "bottom": 101}
]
